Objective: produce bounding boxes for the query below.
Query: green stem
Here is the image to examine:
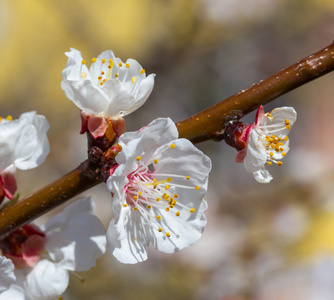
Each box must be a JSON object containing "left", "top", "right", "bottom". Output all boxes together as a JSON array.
[{"left": 1, "top": 42, "right": 334, "bottom": 240}]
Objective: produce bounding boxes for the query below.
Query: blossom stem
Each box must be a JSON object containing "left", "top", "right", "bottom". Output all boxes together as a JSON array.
[{"left": 1, "top": 42, "right": 334, "bottom": 239}]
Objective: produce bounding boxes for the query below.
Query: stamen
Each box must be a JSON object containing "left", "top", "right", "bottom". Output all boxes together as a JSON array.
[
  {"left": 131, "top": 76, "right": 137, "bottom": 83},
  {"left": 92, "top": 58, "right": 97, "bottom": 63},
  {"left": 118, "top": 62, "right": 123, "bottom": 67},
  {"left": 170, "top": 144, "right": 176, "bottom": 149},
  {"left": 102, "top": 59, "right": 106, "bottom": 64},
  {"left": 277, "top": 161, "right": 283, "bottom": 166},
  {"left": 136, "top": 156, "right": 141, "bottom": 161},
  {"left": 81, "top": 60, "right": 86, "bottom": 64},
  {"left": 154, "top": 159, "right": 158, "bottom": 164},
  {"left": 140, "top": 69, "right": 145, "bottom": 74},
  {"left": 190, "top": 208, "right": 195, "bottom": 213},
  {"left": 126, "top": 63, "right": 130, "bottom": 68}
]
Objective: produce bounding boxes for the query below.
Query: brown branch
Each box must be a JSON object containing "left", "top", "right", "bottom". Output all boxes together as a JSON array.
[
  {"left": 1, "top": 42, "right": 334, "bottom": 240},
  {"left": 176, "top": 42, "right": 334, "bottom": 143}
]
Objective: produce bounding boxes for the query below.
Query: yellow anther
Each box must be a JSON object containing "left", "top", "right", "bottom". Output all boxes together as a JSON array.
[
  {"left": 173, "top": 194, "right": 178, "bottom": 198},
  {"left": 109, "top": 59, "right": 114, "bottom": 68},
  {"left": 0, "top": 117, "right": 2, "bottom": 122},
  {"left": 147, "top": 205, "right": 151, "bottom": 209},
  {"left": 167, "top": 177, "right": 172, "bottom": 182},
  {"left": 133, "top": 207, "right": 137, "bottom": 211},
  {"left": 285, "top": 119, "right": 290, "bottom": 125},
  {"left": 268, "top": 161, "right": 272, "bottom": 166},
  {"left": 101, "top": 71, "right": 105, "bottom": 75},
  {"left": 122, "top": 203, "right": 128, "bottom": 207},
  {"left": 153, "top": 178, "right": 157, "bottom": 182},
  {"left": 158, "top": 227, "right": 162, "bottom": 232},
  {"left": 186, "top": 176, "right": 190, "bottom": 180},
  {"left": 165, "top": 185, "right": 170, "bottom": 190},
  {"left": 138, "top": 192, "right": 142, "bottom": 196},
  {"left": 284, "top": 136, "right": 289, "bottom": 141},
  {"left": 282, "top": 152, "right": 286, "bottom": 157},
  {"left": 118, "top": 62, "right": 123, "bottom": 67},
  {"left": 166, "top": 232, "right": 171, "bottom": 237},
  {"left": 140, "top": 69, "right": 145, "bottom": 74},
  {"left": 133, "top": 196, "right": 138, "bottom": 200},
  {"left": 98, "top": 76, "right": 102, "bottom": 80},
  {"left": 269, "top": 152, "right": 274, "bottom": 157},
  {"left": 115, "top": 73, "right": 119, "bottom": 78},
  {"left": 154, "top": 159, "right": 158, "bottom": 164},
  {"left": 277, "top": 161, "right": 283, "bottom": 166},
  {"left": 165, "top": 208, "right": 170, "bottom": 211},
  {"left": 286, "top": 125, "right": 291, "bottom": 130},
  {"left": 176, "top": 211, "right": 180, "bottom": 216},
  {"left": 103, "top": 79, "right": 107, "bottom": 82},
  {"left": 80, "top": 72, "right": 87, "bottom": 78},
  {"left": 126, "top": 63, "right": 130, "bottom": 68},
  {"left": 131, "top": 76, "right": 137, "bottom": 83},
  {"left": 102, "top": 59, "right": 106, "bottom": 64},
  {"left": 172, "top": 200, "right": 177, "bottom": 205},
  {"left": 136, "top": 156, "right": 141, "bottom": 161},
  {"left": 156, "top": 197, "right": 161, "bottom": 202},
  {"left": 195, "top": 186, "right": 200, "bottom": 190},
  {"left": 190, "top": 208, "right": 195, "bottom": 213},
  {"left": 279, "top": 147, "right": 284, "bottom": 152},
  {"left": 108, "top": 65, "right": 112, "bottom": 69},
  {"left": 92, "top": 58, "right": 97, "bottom": 63},
  {"left": 81, "top": 60, "right": 86, "bottom": 64},
  {"left": 99, "top": 82, "right": 104, "bottom": 86},
  {"left": 156, "top": 215, "right": 161, "bottom": 220},
  {"left": 170, "top": 143, "right": 176, "bottom": 149}
]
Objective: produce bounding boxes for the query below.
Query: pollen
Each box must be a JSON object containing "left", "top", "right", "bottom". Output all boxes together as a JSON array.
[
  {"left": 109, "top": 59, "right": 114, "bottom": 67},
  {"left": 165, "top": 185, "right": 170, "bottom": 190},
  {"left": 131, "top": 76, "right": 137, "bottom": 83},
  {"left": 136, "top": 156, "right": 141, "bottom": 161},
  {"left": 174, "top": 194, "right": 178, "bottom": 198},
  {"left": 115, "top": 73, "right": 119, "bottom": 78},
  {"left": 165, "top": 208, "right": 170, "bottom": 211},
  {"left": 186, "top": 176, "right": 190, "bottom": 180},
  {"left": 286, "top": 125, "right": 291, "bottom": 130},
  {"left": 147, "top": 205, "right": 151, "bottom": 209},
  {"left": 133, "top": 207, "right": 137, "bottom": 211},
  {"left": 195, "top": 186, "right": 200, "bottom": 190},
  {"left": 277, "top": 161, "right": 283, "bottom": 166},
  {"left": 156, "top": 215, "right": 161, "bottom": 220},
  {"left": 285, "top": 119, "right": 290, "bottom": 125},
  {"left": 126, "top": 63, "right": 130, "bottom": 68},
  {"left": 282, "top": 152, "right": 286, "bottom": 156},
  {"left": 134, "top": 196, "right": 138, "bottom": 201},
  {"left": 156, "top": 197, "right": 161, "bottom": 201},
  {"left": 154, "top": 159, "right": 158, "bottom": 164},
  {"left": 269, "top": 152, "right": 274, "bottom": 157},
  {"left": 101, "top": 71, "right": 105, "bottom": 75},
  {"left": 166, "top": 232, "right": 171, "bottom": 237},
  {"left": 140, "top": 69, "right": 145, "bottom": 74},
  {"left": 102, "top": 59, "right": 106, "bottom": 64},
  {"left": 98, "top": 76, "right": 102, "bottom": 80},
  {"left": 176, "top": 211, "right": 180, "bottom": 216},
  {"left": 268, "top": 161, "right": 272, "bottom": 165},
  {"left": 170, "top": 143, "right": 176, "bottom": 149},
  {"left": 122, "top": 203, "right": 128, "bottom": 207},
  {"left": 81, "top": 60, "right": 86, "bottom": 64},
  {"left": 118, "top": 62, "right": 123, "bottom": 67},
  {"left": 99, "top": 82, "right": 104, "bottom": 86},
  {"left": 190, "top": 208, "right": 195, "bottom": 213},
  {"left": 6, "top": 115, "right": 12, "bottom": 121},
  {"left": 158, "top": 227, "right": 162, "bottom": 232},
  {"left": 284, "top": 136, "right": 289, "bottom": 141},
  {"left": 91, "top": 57, "right": 97, "bottom": 63}
]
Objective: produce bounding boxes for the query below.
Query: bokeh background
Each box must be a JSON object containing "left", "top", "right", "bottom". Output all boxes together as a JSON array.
[{"left": 1, "top": 0, "right": 334, "bottom": 299}]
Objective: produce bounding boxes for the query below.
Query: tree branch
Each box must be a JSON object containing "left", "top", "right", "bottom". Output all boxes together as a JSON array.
[{"left": 1, "top": 42, "right": 334, "bottom": 239}]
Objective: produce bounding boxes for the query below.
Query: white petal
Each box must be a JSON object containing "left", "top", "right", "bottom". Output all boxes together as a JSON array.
[
  {"left": 25, "top": 260, "right": 69, "bottom": 300},
  {"left": 43, "top": 197, "right": 106, "bottom": 271},
  {"left": 261, "top": 106, "right": 297, "bottom": 138},
  {"left": 107, "top": 209, "right": 150, "bottom": 264},
  {"left": 0, "top": 256, "right": 16, "bottom": 293},
  {"left": 244, "top": 130, "right": 267, "bottom": 173},
  {"left": 0, "top": 284, "right": 26, "bottom": 300},
  {"left": 253, "top": 167, "right": 273, "bottom": 183}
]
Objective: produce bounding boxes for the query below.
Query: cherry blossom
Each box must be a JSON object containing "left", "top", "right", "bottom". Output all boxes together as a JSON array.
[
  {"left": 0, "top": 197, "right": 106, "bottom": 300},
  {"left": 238, "top": 106, "right": 297, "bottom": 183},
  {"left": 106, "top": 118, "right": 211, "bottom": 264},
  {"left": 0, "top": 112, "right": 49, "bottom": 204},
  {"left": 61, "top": 48, "right": 155, "bottom": 138}
]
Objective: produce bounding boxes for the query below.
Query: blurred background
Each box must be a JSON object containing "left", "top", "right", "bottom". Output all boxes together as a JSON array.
[{"left": 1, "top": 0, "right": 334, "bottom": 299}]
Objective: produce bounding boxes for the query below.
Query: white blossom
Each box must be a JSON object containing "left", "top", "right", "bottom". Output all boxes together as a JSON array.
[{"left": 107, "top": 118, "right": 211, "bottom": 264}]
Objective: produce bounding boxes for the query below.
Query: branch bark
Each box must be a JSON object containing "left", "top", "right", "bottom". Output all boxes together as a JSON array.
[{"left": 1, "top": 42, "right": 334, "bottom": 239}]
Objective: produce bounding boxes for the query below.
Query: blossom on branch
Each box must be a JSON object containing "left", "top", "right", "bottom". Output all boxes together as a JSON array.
[
  {"left": 0, "top": 197, "right": 106, "bottom": 300},
  {"left": 106, "top": 118, "right": 212, "bottom": 264},
  {"left": 0, "top": 112, "right": 49, "bottom": 203},
  {"left": 235, "top": 106, "right": 297, "bottom": 183},
  {"left": 61, "top": 48, "right": 155, "bottom": 138}
]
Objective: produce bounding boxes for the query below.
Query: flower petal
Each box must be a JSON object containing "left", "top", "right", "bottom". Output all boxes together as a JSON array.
[
  {"left": 253, "top": 167, "right": 273, "bottom": 183},
  {"left": 244, "top": 130, "right": 267, "bottom": 173},
  {"left": 25, "top": 259, "right": 69, "bottom": 300},
  {"left": 0, "top": 256, "right": 16, "bottom": 293}
]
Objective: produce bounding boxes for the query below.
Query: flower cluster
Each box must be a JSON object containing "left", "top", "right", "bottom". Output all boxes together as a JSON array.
[
  {"left": 0, "top": 197, "right": 106, "bottom": 300},
  {"left": 0, "top": 112, "right": 49, "bottom": 204}
]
